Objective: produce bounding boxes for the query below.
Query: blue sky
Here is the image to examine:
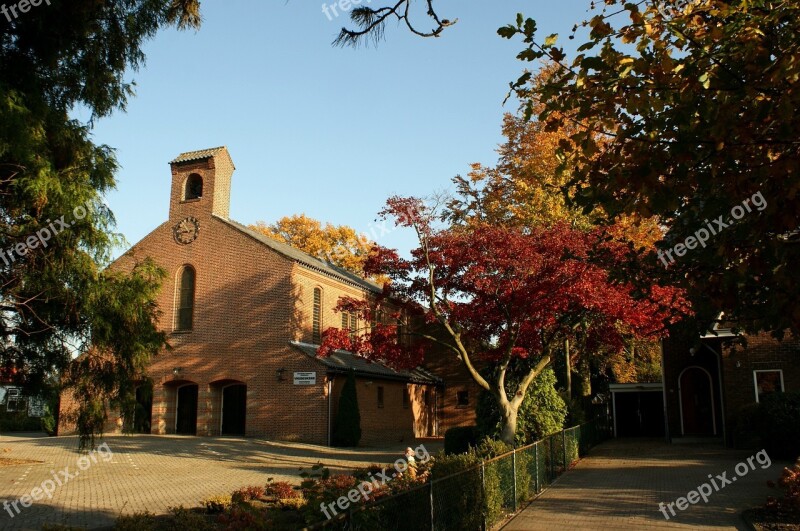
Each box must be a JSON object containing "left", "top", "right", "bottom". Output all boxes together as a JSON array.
[{"left": 88, "top": 1, "right": 593, "bottom": 258}]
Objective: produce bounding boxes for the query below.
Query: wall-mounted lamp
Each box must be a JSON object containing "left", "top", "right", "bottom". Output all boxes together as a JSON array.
[
  {"left": 172, "top": 367, "right": 182, "bottom": 377},
  {"left": 276, "top": 368, "right": 286, "bottom": 381},
  {"left": 736, "top": 361, "right": 742, "bottom": 368}
]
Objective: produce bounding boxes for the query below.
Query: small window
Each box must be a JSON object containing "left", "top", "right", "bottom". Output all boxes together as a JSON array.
[
  {"left": 184, "top": 174, "right": 203, "bottom": 200},
  {"left": 175, "top": 266, "right": 196, "bottom": 331},
  {"left": 341, "top": 312, "right": 348, "bottom": 330},
  {"left": 312, "top": 288, "right": 322, "bottom": 344},
  {"left": 6, "top": 388, "right": 23, "bottom": 412},
  {"left": 754, "top": 370, "right": 784, "bottom": 403},
  {"left": 377, "top": 386, "right": 384, "bottom": 409},
  {"left": 402, "top": 388, "right": 410, "bottom": 409},
  {"left": 457, "top": 390, "right": 470, "bottom": 407}
]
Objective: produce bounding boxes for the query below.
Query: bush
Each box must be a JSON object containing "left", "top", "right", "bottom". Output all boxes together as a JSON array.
[
  {"left": 113, "top": 512, "right": 157, "bottom": 531},
  {"left": 757, "top": 392, "right": 800, "bottom": 459},
  {"left": 444, "top": 426, "right": 479, "bottom": 455},
  {"left": 231, "top": 485, "right": 265, "bottom": 503},
  {"left": 477, "top": 368, "right": 567, "bottom": 445},
  {"left": 200, "top": 494, "right": 231, "bottom": 514},
  {"left": 0, "top": 409, "right": 43, "bottom": 432},
  {"left": 263, "top": 480, "right": 299, "bottom": 500},
  {"left": 764, "top": 458, "right": 800, "bottom": 520},
  {"left": 730, "top": 403, "right": 760, "bottom": 449},
  {"left": 430, "top": 451, "right": 485, "bottom": 530},
  {"left": 217, "top": 505, "right": 266, "bottom": 530},
  {"left": 332, "top": 371, "right": 361, "bottom": 447}
]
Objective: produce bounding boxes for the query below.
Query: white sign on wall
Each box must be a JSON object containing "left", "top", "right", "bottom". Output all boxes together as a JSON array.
[{"left": 293, "top": 372, "right": 317, "bottom": 385}]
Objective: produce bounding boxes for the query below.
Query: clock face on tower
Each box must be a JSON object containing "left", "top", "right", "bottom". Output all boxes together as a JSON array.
[{"left": 173, "top": 217, "right": 199, "bottom": 244}]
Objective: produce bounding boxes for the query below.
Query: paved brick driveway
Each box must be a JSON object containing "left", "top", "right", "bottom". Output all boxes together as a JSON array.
[
  {"left": 503, "top": 438, "right": 783, "bottom": 530},
  {"left": 0, "top": 432, "right": 438, "bottom": 530}
]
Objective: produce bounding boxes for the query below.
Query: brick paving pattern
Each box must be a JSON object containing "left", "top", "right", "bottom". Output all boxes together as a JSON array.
[
  {"left": 0, "top": 433, "right": 437, "bottom": 530},
  {"left": 503, "top": 438, "right": 782, "bottom": 531}
]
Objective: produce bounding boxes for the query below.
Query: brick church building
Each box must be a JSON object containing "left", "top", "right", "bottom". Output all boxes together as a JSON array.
[{"left": 59, "top": 147, "right": 478, "bottom": 446}]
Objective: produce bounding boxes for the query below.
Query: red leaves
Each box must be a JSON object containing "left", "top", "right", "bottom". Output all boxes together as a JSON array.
[
  {"left": 317, "top": 328, "right": 352, "bottom": 358},
  {"left": 320, "top": 195, "right": 691, "bottom": 372}
]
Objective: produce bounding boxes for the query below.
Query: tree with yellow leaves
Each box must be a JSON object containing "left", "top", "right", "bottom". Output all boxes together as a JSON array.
[{"left": 250, "top": 214, "right": 379, "bottom": 280}]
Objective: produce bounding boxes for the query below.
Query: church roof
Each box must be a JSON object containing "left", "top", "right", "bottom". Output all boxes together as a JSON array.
[
  {"left": 216, "top": 217, "right": 383, "bottom": 294},
  {"left": 290, "top": 341, "right": 441, "bottom": 385}
]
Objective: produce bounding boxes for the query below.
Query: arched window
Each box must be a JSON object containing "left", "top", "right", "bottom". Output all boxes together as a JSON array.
[
  {"left": 183, "top": 174, "right": 203, "bottom": 200},
  {"left": 312, "top": 288, "right": 322, "bottom": 344},
  {"left": 175, "top": 266, "right": 196, "bottom": 331}
]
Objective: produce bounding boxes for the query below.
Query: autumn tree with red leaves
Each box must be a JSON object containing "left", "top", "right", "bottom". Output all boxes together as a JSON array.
[{"left": 320, "top": 197, "right": 690, "bottom": 444}]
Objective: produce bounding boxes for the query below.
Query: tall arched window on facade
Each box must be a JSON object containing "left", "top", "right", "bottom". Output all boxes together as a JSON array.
[
  {"left": 183, "top": 174, "right": 203, "bottom": 200},
  {"left": 175, "top": 266, "right": 196, "bottom": 331},
  {"left": 312, "top": 288, "right": 322, "bottom": 344}
]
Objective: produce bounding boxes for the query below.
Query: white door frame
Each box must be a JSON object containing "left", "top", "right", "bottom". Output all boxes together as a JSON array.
[{"left": 678, "top": 366, "right": 717, "bottom": 436}]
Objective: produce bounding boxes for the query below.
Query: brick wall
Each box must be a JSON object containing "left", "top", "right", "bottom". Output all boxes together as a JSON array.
[
  {"left": 329, "top": 376, "right": 421, "bottom": 446},
  {"left": 421, "top": 341, "right": 481, "bottom": 433},
  {"left": 719, "top": 332, "right": 800, "bottom": 433}
]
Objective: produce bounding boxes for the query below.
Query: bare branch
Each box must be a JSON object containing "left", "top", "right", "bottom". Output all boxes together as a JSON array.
[{"left": 333, "top": 0, "right": 456, "bottom": 47}]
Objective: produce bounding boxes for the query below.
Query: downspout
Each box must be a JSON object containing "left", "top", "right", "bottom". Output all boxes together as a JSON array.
[
  {"left": 660, "top": 341, "right": 671, "bottom": 443},
  {"left": 327, "top": 376, "right": 333, "bottom": 447}
]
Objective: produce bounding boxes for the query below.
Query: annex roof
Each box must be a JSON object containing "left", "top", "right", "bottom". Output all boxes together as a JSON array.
[{"left": 290, "top": 341, "right": 442, "bottom": 385}]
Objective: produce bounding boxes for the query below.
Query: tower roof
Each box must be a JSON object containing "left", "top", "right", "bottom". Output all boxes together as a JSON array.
[{"left": 169, "top": 146, "right": 230, "bottom": 165}]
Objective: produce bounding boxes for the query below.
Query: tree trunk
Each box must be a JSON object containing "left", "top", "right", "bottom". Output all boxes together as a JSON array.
[
  {"left": 499, "top": 405, "right": 518, "bottom": 446},
  {"left": 578, "top": 354, "right": 592, "bottom": 398},
  {"left": 565, "top": 339, "right": 572, "bottom": 399}
]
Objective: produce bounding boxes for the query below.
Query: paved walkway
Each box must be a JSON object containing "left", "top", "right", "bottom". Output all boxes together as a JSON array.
[
  {"left": 503, "top": 438, "right": 782, "bottom": 530},
  {"left": 0, "top": 432, "right": 439, "bottom": 530}
]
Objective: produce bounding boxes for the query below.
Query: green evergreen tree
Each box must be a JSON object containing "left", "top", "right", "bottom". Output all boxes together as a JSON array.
[
  {"left": 0, "top": 0, "right": 201, "bottom": 447},
  {"left": 332, "top": 371, "right": 361, "bottom": 447}
]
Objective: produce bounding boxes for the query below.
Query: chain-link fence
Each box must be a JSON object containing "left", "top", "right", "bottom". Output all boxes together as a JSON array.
[{"left": 305, "top": 417, "right": 612, "bottom": 530}]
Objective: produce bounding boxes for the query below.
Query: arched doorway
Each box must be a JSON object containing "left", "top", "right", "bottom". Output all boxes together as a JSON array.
[
  {"left": 133, "top": 382, "right": 153, "bottom": 434},
  {"left": 176, "top": 384, "right": 199, "bottom": 435},
  {"left": 221, "top": 384, "right": 246, "bottom": 436},
  {"left": 679, "top": 366, "right": 716, "bottom": 436}
]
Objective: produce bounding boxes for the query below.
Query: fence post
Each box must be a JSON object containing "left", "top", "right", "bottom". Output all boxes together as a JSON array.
[
  {"left": 512, "top": 448, "right": 517, "bottom": 512},
  {"left": 481, "top": 461, "right": 487, "bottom": 531},
  {"left": 562, "top": 429, "right": 568, "bottom": 470},
  {"left": 533, "top": 443, "right": 539, "bottom": 493},
  {"left": 430, "top": 477, "right": 434, "bottom": 531}
]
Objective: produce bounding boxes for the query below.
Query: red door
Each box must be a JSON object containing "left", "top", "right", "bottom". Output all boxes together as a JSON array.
[{"left": 680, "top": 368, "right": 715, "bottom": 436}]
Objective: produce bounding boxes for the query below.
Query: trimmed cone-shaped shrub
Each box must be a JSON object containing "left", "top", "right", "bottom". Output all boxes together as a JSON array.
[{"left": 332, "top": 370, "right": 361, "bottom": 447}]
